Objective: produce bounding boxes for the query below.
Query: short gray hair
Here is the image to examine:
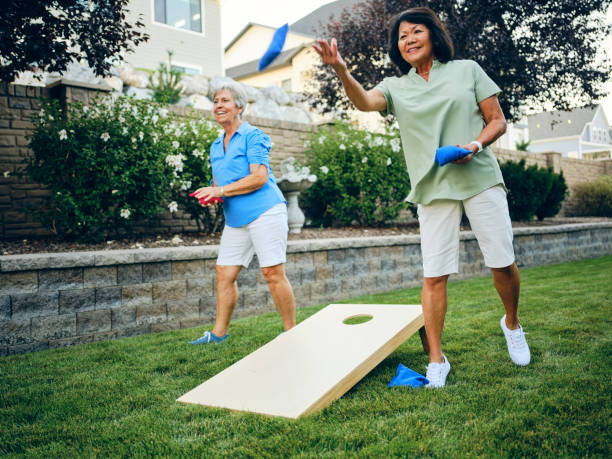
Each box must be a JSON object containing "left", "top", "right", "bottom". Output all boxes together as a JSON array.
[{"left": 211, "top": 80, "right": 247, "bottom": 109}]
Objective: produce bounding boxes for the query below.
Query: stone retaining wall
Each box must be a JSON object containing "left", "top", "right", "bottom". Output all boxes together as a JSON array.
[
  {"left": 1, "top": 222, "right": 610, "bottom": 355},
  {"left": 0, "top": 82, "right": 314, "bottom": 238},
  {"left": 1, "top": 80, "right": 611, "bottom": 238}
]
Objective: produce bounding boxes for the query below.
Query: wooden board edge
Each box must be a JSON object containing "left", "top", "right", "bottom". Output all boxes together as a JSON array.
[
  {"left": 176, "top": 397, "right": 301, "bottom": 419},
  {"left": 298, "top": 312, "right": 425, "bottom": 418}
]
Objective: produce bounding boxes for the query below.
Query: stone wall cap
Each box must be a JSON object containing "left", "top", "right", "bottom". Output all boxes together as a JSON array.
[
  {"left": 0, "top": 222, "right": 610, "bottom": 272},
  {"left": 511, "top": 221, "right": 612, "bottom": 236},
  {"left": 1, "top": 245, "right": 220, "bottom": 272},
  {"left": 46, "top": 79, "right": 112, "bottom": 92},
  {"left": 0, "top": 251, "right": 96, "bottom": 272},
  {"left": 287, "top": 234, "right": 422, "bottom": 252}
]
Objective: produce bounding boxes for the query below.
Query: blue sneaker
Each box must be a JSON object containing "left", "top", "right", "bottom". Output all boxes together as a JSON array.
[{"left": 189, "top": 331, "right": 229, "bottom": 345}]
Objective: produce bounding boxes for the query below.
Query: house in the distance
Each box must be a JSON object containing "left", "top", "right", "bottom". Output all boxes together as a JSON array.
[
  {"left": 125, "top": 0, "right": 223, "bottom": 77},
  {"left": 224, "top": 0, "right": 386, "bottom": 130},
  {"left": 224, "top": 23, "right": 315, "bottom": 92},
  {"left": 526, "top": 105, "right": 612, "bottom": 159},
  {"left": 224, "top": 0, "right": 359, "bottom": 92}
]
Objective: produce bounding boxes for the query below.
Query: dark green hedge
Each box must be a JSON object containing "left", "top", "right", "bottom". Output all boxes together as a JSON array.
[{"left": 500, "top": 159, "right": 567, "bottom": 221}]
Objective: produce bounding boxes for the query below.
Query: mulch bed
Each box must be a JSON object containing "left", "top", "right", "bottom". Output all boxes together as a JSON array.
[{"left": 1, "top": 218, "right": 606, "bottom": 256}]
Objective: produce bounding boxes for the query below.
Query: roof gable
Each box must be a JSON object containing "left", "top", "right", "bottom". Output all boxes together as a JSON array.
[
  {"left": 226, "top": 22, "right": 315, "bottom": 53},
  {"left": 226, "top": 45, "right": 310, "bottom": 80},
  {"left": 528, "top": 105, "right": 598, "bottom": 141},
  {"left": 290, "top": 0, "right": 363, "bottom": 36}
]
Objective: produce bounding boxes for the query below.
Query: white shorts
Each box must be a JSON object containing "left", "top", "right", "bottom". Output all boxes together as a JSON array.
[
  {"left": 217, "top": 203, "right": 288, "bottom": 268},
  {"left": 417, "top": 185, "right": 515, "bottom": 278}
]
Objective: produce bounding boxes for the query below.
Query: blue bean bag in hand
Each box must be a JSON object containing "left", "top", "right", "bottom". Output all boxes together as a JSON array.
[
  {"left": 435, "top": 145, "right": 472, "bottom": 166},
  {"left": 388, "top": 363, "right": 429, "bottom": 388},
  {"left": 258, "top": 23, "right": 289, "bottom": 72}
]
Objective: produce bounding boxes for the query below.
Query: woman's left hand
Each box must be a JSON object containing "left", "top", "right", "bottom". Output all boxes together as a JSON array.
[
  {"left": 452, "top": 143, "right": 479, "bottom": 165},
  {"left": 192, "top": 186, "right": 223, "bottom": 202}
]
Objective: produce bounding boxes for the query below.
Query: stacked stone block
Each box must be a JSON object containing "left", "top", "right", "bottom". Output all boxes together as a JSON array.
[
  {"left": 0, "top": 83, "right": 52, "bottom": 238},
  {"left": 4, "top": 222, "right": 610, "bottom": 356}
]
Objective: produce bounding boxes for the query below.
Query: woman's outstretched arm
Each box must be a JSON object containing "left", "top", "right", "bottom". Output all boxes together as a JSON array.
[{"left": 312, "top": 38, "right": 387, "bottom": 112}]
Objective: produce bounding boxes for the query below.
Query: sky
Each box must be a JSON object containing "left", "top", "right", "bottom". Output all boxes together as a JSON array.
[
  {"left": 220, "top": 0, "right": 612, "bottom": 121},
  {"left": 221, "top": 0, "right": 335, "bottom": 46}
]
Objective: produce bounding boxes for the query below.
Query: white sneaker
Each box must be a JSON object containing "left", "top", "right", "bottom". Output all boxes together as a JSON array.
[
  {"left": 425, "top": 354, "right": 451, "bottom": 388},
  {"left": 500, "top": 315, "right": 530, "bottom": 366}
]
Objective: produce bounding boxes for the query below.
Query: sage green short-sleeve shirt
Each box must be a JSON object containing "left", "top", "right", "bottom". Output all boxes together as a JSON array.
[{"left": 375, "top": 59, "right": 505, "bottom": 205}]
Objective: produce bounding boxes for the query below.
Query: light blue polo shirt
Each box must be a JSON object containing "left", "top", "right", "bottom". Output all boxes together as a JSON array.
[{"left": 210, "top": 121, "right": 285, "bottom": 227}]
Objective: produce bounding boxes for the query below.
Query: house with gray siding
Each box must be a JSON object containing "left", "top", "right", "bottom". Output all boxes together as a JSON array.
[
  {"left": 125, "top": 0, "right": 223, "bottom": 78},
  {"left": 526, "top": 105, "right": 612, "bottom": 159}
]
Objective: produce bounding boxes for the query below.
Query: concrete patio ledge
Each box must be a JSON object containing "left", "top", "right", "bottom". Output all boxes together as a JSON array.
[{"left": 1, "top": 222, "right": 611, "bottom": 273}]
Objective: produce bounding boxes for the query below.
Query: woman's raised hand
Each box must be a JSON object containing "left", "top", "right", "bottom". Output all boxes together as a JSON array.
[{"left": 312, "top": 38, "right": 346, "bottom": 71}]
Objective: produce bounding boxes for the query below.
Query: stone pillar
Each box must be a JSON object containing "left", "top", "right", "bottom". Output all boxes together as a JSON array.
[
  {"left": 46, "top": 79, "right": 111, "bottom": 110},
  {"left": 543, "top": 151, "right": 562, "bottom": 173}
]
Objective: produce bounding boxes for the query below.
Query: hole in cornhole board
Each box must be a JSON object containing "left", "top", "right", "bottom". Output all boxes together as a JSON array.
[
  {"left": 177, "top": 304, "right": 424, "bottom": 418},
  {"left": 343, "top": 314, "right": 373, "bottom": 325}
]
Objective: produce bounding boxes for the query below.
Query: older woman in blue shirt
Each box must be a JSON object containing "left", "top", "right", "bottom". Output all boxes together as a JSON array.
[{"left": 189, "top": 81, "right": 296, "bottom": 344}]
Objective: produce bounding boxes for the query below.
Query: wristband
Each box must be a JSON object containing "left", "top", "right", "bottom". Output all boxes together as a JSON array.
[
  {"left": 469, "top": 140, "right": 483, "bottom": 153},
  {"left": 220, "top": 186, "right": 225, "bottom": 197}
]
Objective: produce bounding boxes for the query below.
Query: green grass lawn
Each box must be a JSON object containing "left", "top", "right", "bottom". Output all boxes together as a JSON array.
[{"left": 1, "top": 256, "right": 611, "bottom": 457}]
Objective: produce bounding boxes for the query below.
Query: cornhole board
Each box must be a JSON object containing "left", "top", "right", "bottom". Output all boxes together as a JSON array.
[{"left": 177, "top": 303, "right": 424, "bottom": 419}]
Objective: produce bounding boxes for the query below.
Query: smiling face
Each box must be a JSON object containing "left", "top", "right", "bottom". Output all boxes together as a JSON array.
[
  {"left": 397, "top": 21, "right": 434, "bottom": 67},
  {"left": 213, "top": 89, "right": 243, "bottom": 126}
]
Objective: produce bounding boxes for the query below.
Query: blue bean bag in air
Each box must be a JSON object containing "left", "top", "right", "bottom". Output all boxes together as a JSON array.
[
  {"left": 258, "top": 23, "right": 289, "bottom": 72},
  {"left": 435, "top": 145, "right": 472, "bottom": 166},
  {"left": 388, "top": 363, "right": 429, "bottom": 388}
]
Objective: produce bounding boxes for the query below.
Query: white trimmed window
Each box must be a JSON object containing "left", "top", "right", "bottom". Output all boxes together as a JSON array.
[
  {"left": 154, "top": 0, "right": 203, "bottom": 33},
  {"left": 172, "top": 65, "right": 200, "bottom": 75}
]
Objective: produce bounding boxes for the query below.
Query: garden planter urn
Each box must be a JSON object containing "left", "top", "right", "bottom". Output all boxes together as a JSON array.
[{"left": 277, "top": 157, "right": 317, "bottom": 234}]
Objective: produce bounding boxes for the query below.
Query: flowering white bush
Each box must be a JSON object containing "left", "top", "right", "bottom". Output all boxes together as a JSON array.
[
  {"left": 301, "top": 122, "right": 412, "bottom": 227},
  {"left": 390, "top": 137, "right": 401, "bottom": 153},
  {"left": 26, "top": 96, "right": 223, "bottom": 240},
  {"left": 166, "top": 116, "right": 224, "bottom": 233}
]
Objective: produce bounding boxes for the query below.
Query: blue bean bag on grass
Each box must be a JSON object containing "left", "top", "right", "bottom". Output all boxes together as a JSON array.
[{"left": 388, "top": 363, "right": 429, "bottom": 388}]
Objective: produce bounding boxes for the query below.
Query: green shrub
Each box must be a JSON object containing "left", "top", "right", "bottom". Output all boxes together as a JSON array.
[
  {"left": 25, "top": 96, "right": 222, "bottom": 241},
  {"left": 300, "top": 123, "right": 411, "bottom": 227},
  {"left": 500, "top": 159, "right": 567, "bottom": 221},
  {"left": 536, "top": 170, "right": 568, "bottom": 220},
  {"left": 570, "top": 175, "right": 612, "bottom": 217},
  {"left": 515, "top": 139, "right": 531, "bottom": 151},
  {"left": 26, "top": 97, "right": 174, "bottom": 241},
  {"left": 167, "top": 114, "right": 225, "bottom": 233},
  {"left": 150, "top": 51, "right": 183, "bottom": 105}
]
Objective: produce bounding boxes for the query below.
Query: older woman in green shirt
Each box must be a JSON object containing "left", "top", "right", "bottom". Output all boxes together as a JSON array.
[{"left": 313, "top": 7, "right": 530, "bottom": 388}]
